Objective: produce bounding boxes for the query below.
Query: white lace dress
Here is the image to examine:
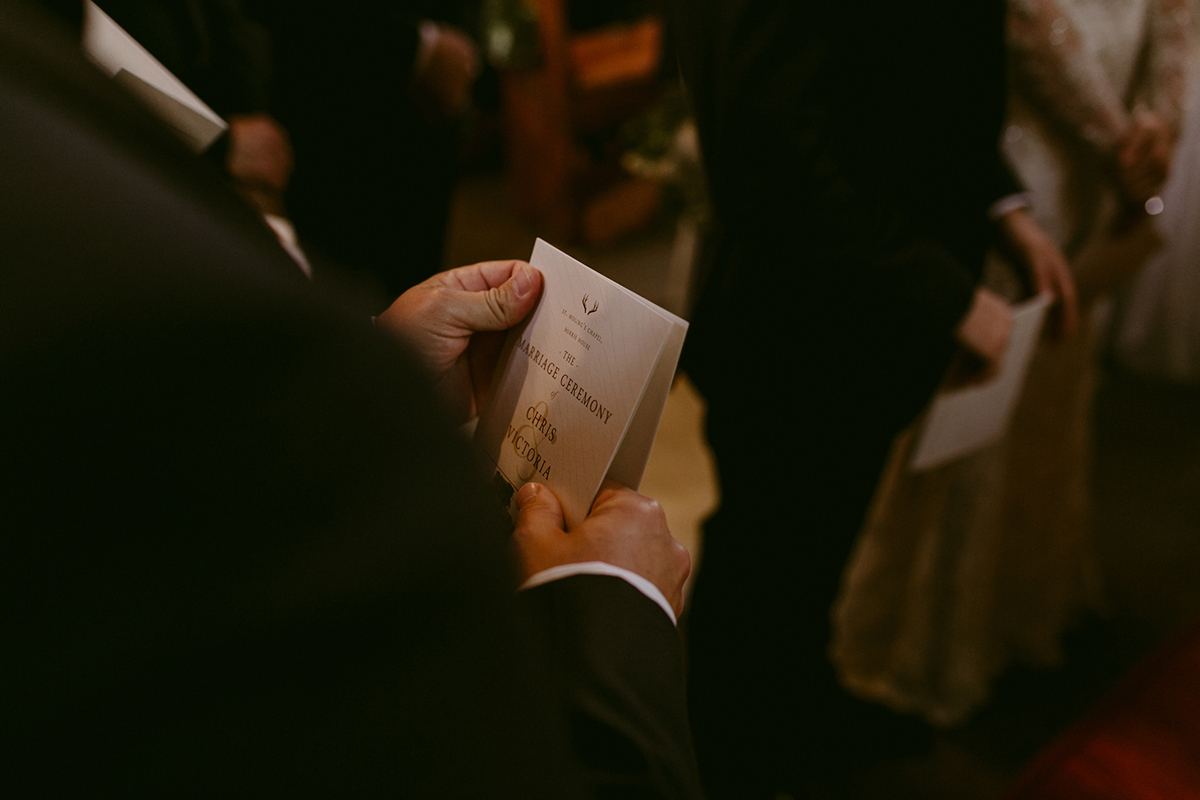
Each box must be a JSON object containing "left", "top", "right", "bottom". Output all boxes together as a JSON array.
[
  {"left": 1112, "top": 15, "right": 1200, "bottom": 382},
  {"left": 830, "top": 0, "right": 1191, "bottom": 727}
]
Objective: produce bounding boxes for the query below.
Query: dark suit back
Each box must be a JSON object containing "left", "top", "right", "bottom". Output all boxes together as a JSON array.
[
  {"left": 666, "top": 3, "right": 1020, "bottom": 794},
  {"left": 1, "top": 4, "right": 701, "bottom": 795},
  {"left": 673, "top": 0, "right": 1016, "bottom": 430}
]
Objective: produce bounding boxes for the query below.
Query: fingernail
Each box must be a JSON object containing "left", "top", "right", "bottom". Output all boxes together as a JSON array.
[
  {"left": 513, "top": 265, "right": 534, "bottom": 298},
  {"left": 516, "top": 481, "right": 539, "bottom": 505}
]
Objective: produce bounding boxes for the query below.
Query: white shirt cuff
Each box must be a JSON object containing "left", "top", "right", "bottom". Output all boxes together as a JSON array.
[
  {"left": 519, "top": 562, "right": 677, "bottom": 626},
  {"left": 988, "top": 192, "right": 1033, "bottom": 221},
  {"left": 263, "top": 213, "right": 312, "bottom": 279}
]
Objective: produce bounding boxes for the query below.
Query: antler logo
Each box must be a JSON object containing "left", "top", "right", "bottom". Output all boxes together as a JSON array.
[{"left": 581, "top": 294, "right": 599, "bottom": 315}]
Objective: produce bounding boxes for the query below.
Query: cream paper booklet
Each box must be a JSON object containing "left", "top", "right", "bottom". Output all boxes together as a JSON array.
[
  {"left": 82, "top": 1, "right": 227, "bottom": 153},
  {"left": 475, "top": 239, "right": 688, "bottom": 530},
  {"left": 910, "top": 292, "right": 1052, "bottom": 471}
]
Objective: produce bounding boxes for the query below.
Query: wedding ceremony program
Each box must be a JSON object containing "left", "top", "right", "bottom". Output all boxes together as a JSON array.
[{"left": 475, "top": 239, "right": 688, "bottom": 530}]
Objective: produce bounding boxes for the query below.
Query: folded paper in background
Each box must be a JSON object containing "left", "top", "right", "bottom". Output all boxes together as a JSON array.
[
  {"left": 475, "top": 239, "right": 688, "bottom": 530},
  {"left": 910, "top": 292, "right": 1052, "bottom": 471},
  {"left": 81, "top": 1, "right": 226, "bottom": 152}
]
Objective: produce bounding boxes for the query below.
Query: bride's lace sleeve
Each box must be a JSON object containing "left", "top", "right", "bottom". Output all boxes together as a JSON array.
[
  {"left": 1007, "top": 0, "right": 1131, "bottom": 156},
  {"left": 1140, "top": 0, "right": 1193, "bottom": 134}
]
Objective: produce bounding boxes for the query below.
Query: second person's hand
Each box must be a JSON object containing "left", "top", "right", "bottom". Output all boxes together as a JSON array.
[{"left": 953, "top": 287, "right": 1012, "bottom": 382}]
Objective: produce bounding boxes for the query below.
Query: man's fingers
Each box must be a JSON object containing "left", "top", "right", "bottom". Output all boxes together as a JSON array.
[
  {"left": 509, "top": 482, "right": 565, "bottom": 583},
  {"left": 453, "top": 263, "right": 542, "bottom": 333},
  {"left": 448, "top": 260, "right": 524, "bottom": 292},
  {"left": 592, "top": 479, "right": 631, "bottom": 510},
  {"left": 513, "top": 482, "right": 565, "bottom": 537},
  {"left": 1037, "top": 250, "right": 1079, "bottom": 341}
]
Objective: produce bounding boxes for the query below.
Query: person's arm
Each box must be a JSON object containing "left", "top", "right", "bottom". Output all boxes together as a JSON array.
[
  {"left": 1116, "top": 0, "right": 1193, "bottom": 203},
  {"left": 1007, "top": 0, "right": 1133, "bottom": 158},
  {"left": 376, "top": 262, "right": 691, "bottom": 624},
  {"left": 668, "top": 0, "right": 1020, "bottom": 378},
  {"left": 1140, "top": 0, "right": 1191, "bottom": 138},
  {"left": 376, "top": 262, "right": 689, "bottom": 621},
  {"left": 1, "top": 6, "right": 694, "bottom": 793},
  {"left": 511, "top": 482, "right": 702, "bottom": 799},
  {"left": 996, "top": 206, "right": 1079, "bottom": 339},
  {"left": 411, "top": 18, "right": 480, "bottom": 117},
  {"left": 1007, "top": 0, "right": 1189, "bottom": 204},
  {"left": 377, "top": 262, "right": 703, "bottom": 797},
  {"left": 519, "top": 575, "right": 701, "bottom": 797}
]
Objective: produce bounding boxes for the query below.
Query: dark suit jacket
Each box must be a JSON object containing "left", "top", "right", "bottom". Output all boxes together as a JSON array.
[
  {"left": 0, "top": 3, "right": 699, "bottom": 795},
  {"left": 671, "top": 0, "right": 1021, "bottom": 434},
  {"left": 668, "top": 8, "right": 1024, "bottom": 793}
]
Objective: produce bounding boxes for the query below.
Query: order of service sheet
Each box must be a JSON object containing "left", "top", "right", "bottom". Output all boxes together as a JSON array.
[{"left": 475, "top": 239, "right": 688, "bottom": 530}]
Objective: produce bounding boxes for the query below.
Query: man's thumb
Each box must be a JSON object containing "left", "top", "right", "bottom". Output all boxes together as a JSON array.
[
  {"left": 513, "top": 481, "right": 565, "bottom": 536},
  {"left": 461, "top": 264, "right": 542, "bottom": 332}
]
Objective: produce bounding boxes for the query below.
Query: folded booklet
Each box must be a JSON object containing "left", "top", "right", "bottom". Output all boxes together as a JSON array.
[
  {"left": 910, "top": 292, "right": 1052, "bottom": 471},
  {"left": 475, "top": 240, "right": 688, "bottom": 529},
  {"left": 82, "top": 1, "right": 227, "bottom": 153}
]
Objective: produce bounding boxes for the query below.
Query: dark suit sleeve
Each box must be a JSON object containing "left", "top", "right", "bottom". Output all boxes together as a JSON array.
[{"left": 520, "top": 576, "right": 704, "bottom": 800}]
